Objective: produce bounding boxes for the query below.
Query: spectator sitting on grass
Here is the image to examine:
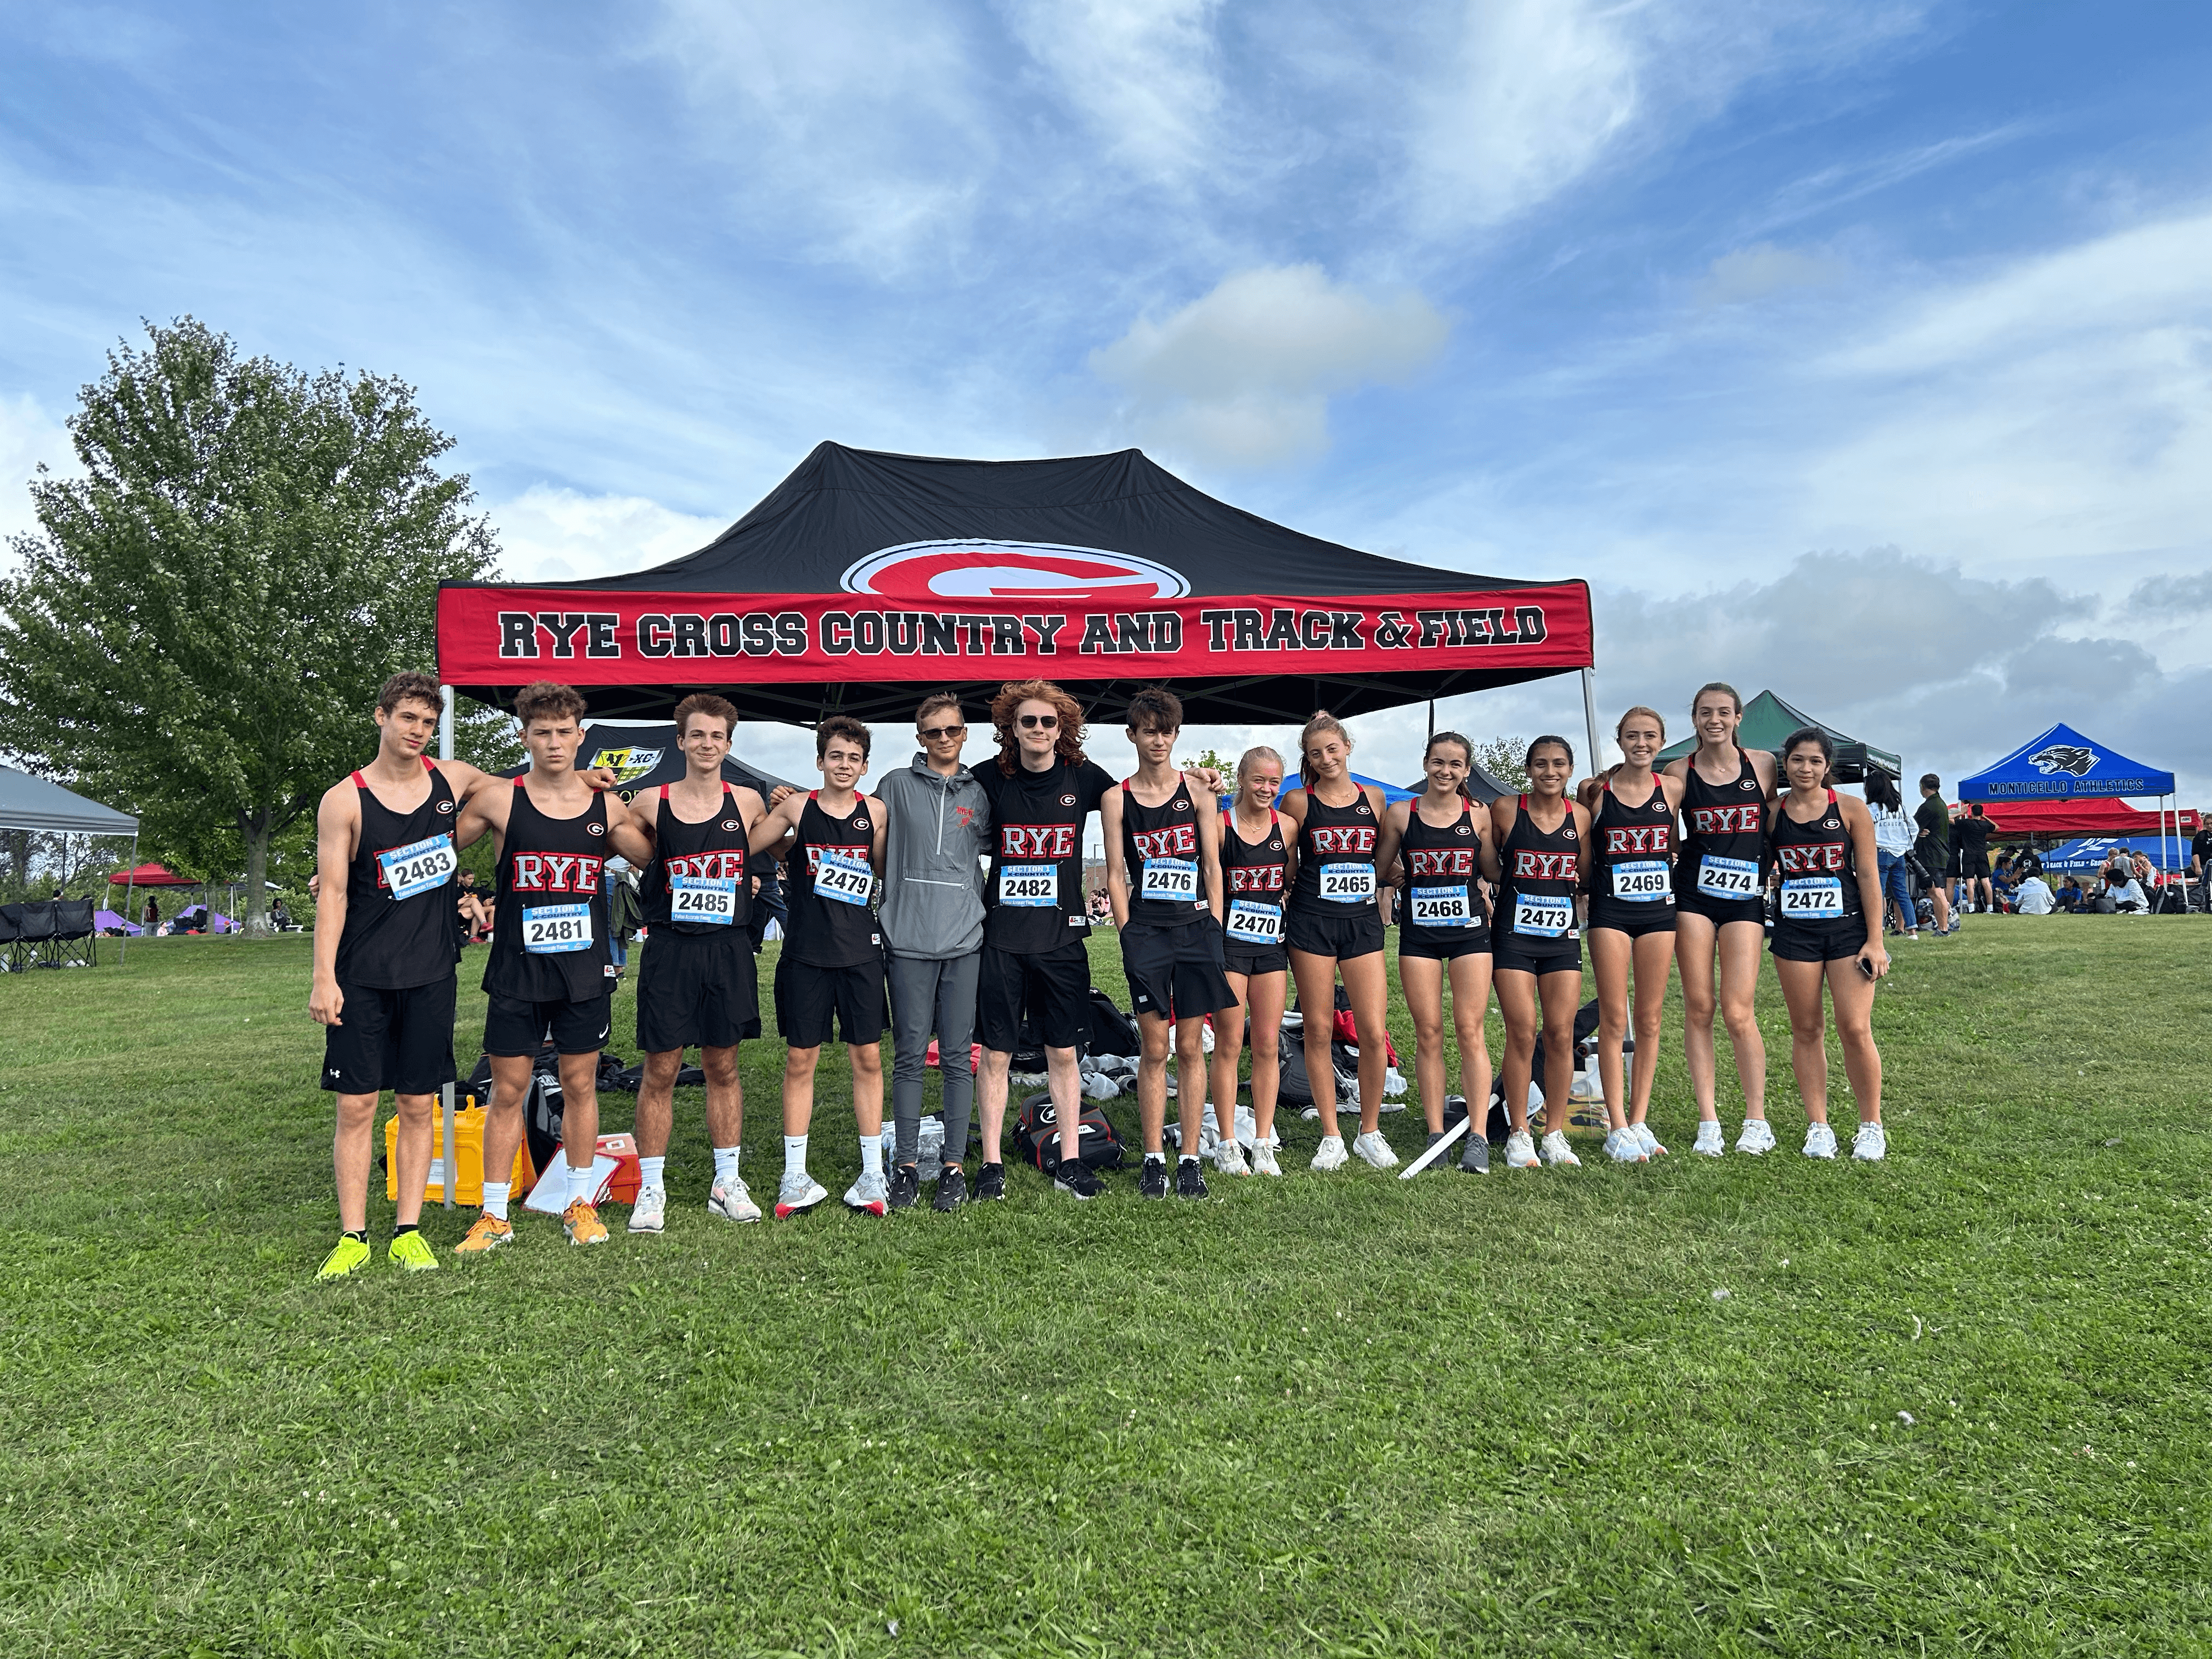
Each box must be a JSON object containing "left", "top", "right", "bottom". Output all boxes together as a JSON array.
[
  {"left": 2094, "top": 867, "right": 2148, "bottom": 915},
  {"left": 2055, "top": 876, "right": 2086, "bottom": 913},
  {"left": 2015, "top": 871, "right": 2054, "bottom": 915}
]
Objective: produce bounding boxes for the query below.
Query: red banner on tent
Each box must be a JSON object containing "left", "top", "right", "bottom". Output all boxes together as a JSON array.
[{"left": 436, "top": 583, "right": 1594, "bottom": 687}]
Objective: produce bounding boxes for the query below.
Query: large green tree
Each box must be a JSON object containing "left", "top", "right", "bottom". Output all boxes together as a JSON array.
[{"left": 0, "top": 319, "right": 500, "bottom": 933}]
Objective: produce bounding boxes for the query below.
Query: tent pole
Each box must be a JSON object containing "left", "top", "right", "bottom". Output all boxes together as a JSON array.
[
  {"left": 119, "top": 834, "right": 138, "bottom": 967},
  {"left": 1580, "top": 668, "right": 1603, "bottom": 777},
  {"left": 439, "top": 684, "right": 457, "bottom": 1211},
  {"left": 1426, "top": 698, "right": 1434, "bottom": 740}
]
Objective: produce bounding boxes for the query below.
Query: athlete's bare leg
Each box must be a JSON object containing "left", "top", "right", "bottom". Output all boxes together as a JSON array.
[
  {"left": 1136, "top": 1010, "right": 1175, "bottom": 1155},
  {"left": 1674, "top": 912, "right": 1723, "bottom": 1124},
  {"left": 1339, "top": 951, "right": 1390, "bottom": 1136},
  {"left": 1534, "top": 968, "right": 1582, "bottom": 1135},
  {"left": 1289, "top": 947, "right": 1346, "bottom": 1139},
  {"left": 1173, "top": 1015, "right": 1207, "bottom": 1151},
  {"left": 1401, "top": 954, "right": 1450, "bottom": 1133},
  {"left": 1494, "top": 968, "right": 1539, "bottom": 1135},
  {"left": 978, "top": 1047, "right": 1011, "bottom": 1161},
  {"left": 334, "top": 1090, "right": 432, "bottom": 1233},
  {"left": 1626, "top": 929, "right": 1673, "bottom": 1126},
  {"left": 1715, "top": 919, "right": 1768, "bottom": 1119},
  {"left": 1244, "top": 970, "right": 1286, "bottom": 1145},
  {"left": 1208, "top": 975, "right": 1249, "bottom": 1143}
]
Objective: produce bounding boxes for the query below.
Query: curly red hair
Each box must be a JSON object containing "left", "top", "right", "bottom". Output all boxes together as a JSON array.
[{"left": 991, "top": 680, "right": 1087, "bottom": 775}]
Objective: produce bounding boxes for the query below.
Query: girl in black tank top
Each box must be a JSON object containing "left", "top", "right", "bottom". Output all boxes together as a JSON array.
[
  {"left": 642, "top": 782, "right": 752, "bottom": 935},
  {"left": 486, "top": 780, "right": 612, "bottom": 1005},
  {"left": 1587, "top": 777, "right": 1678, "bottom": 930},
  {"left": 1209, "top": 749, "right": 1293, "bottom": 1176},
  {"left": 1290, "top": 789, "right": 1380, "bottom": 911},
  {"left": 1397, "top": 794, "right": 1491, "bottom": 946},
  {"left": 1118, "top": 776, "right": 1209, "bottom": 927},
  {"left": 1217, "top": 805, "right": 1289, "bottom": 950},
  {"left": 1487, "top": 737, "right": 1590, "bottom": 1170},
  {"left": 783, "top": 792, "right": 882, "bottom": 969},
  {"left": 1678, "top": 745, "right": 1768, "bottom": 913},
  {"left": 337, "top": 757, "right": 461, "bottom": 989},
  {"left": 1770, "top": 789, "right": 1863, "bottom": 921}
]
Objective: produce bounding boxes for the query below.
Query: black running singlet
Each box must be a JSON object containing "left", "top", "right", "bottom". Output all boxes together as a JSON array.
[
  {"left": 641, "top": 783, "right": 751, "bottom": 934},
  {"left": 977, "top": 758, "right": 1115, "bottom": 954},
  {"left": 1679, "top": 746, "right": 1768, "bottom": 905},
  {"left": 1217, "top": 808, "right": 1289, "bottom": 951},
  {"left": 783, "top": 792, "right": 882, "bottom": 968},
  {"left": 336, "top": 757, "right": 462, "bottom": 989},
  {"left": 1119, "top": 776, "right": 1209, "bottom": 927},
  {"left": 1770, "top": 789, "right": 1861, "bottom": 923},
  {"left": 1398, "top": 796, "right": 1489, "bottom": 944},
  {"left": 1588, "top": 777, "right": 1677, "bottom": 927},
  {"left": 485, "top": 781, "right": 612, "bottom": 1003},
  {"left": 1289, "top": 787, "right": 1379, "bottom": 912},
  {"left": 1497, "top": 794, "right": 1581, "bottom": 943}
]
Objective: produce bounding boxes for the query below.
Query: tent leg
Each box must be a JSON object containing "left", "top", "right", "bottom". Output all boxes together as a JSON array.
[
  {"left": 1580, "top": 668, "right": 1604, "bottom": 777},
  {"left": 439, "top": 683, "right": 457, "bottom": 1208},
  {"left": 120, "top": 833, "right": 138, "bottom": 967}
]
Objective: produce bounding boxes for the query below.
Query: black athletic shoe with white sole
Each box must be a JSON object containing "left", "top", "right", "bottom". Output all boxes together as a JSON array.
[
  {"left": 1459, "top": 1134, "right": 1491, "bottom": 1174},
  {"left": 1054, "top": 1161, "right": 1102, "bottom": 1200},
  {"left": 887, "top": 1164, "right": 921, "bottom": 1211},
  {"left": 932, "top": 1165, "right": 968, "bottom": 1211},
  {"left": 1175, "top": 1158, "right": 1208, "bottom": 1200},
  {"left": 1138, "top": 1157, "right": 1169, "bottom": 1199},
  {"left": 973, "top": 1161, "right": 1007, "bottom": 1203}
]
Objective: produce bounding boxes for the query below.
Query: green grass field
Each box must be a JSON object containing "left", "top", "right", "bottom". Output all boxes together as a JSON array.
[{"left": 3, "top": 919, "right": 2208, "bottom": 1656}]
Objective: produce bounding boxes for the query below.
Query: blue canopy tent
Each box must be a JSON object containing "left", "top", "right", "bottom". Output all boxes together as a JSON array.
[
  {"left": 2039, "top": 837, "right": 2187, "bottom": 874},
  {"left": 1218, "top": 770, "right": 1415, "bottom": 814},
  {"left": 1956, "top": 724, "right": 2181, "bottom": 877}
]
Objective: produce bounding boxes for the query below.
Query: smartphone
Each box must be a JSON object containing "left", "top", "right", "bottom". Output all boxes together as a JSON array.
[{"left": 1858, "top": 955, "right": 1877, "bottom": 979}]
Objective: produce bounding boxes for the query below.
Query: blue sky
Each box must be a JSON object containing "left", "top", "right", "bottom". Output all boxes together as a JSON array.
[{"left": 4, "top": 1, "right": 2209, "bottom": 801}]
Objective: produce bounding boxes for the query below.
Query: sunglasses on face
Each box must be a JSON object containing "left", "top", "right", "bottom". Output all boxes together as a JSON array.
[
  {"left": 918, "top": 724, "right": 966, "bottom": 741},
  {"left": 1018, "top": 714, "right": 1058, "bottom": 730}
]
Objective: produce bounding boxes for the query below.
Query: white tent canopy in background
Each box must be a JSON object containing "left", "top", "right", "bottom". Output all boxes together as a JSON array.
[{"left": 0, "top": 765, "right": 141, "bottom": 962}]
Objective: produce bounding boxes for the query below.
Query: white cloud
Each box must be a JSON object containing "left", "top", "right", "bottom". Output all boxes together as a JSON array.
[
  {"left": 0, "top": 392, "right": 78, "bottom": 561},
  {"left": 488, "top": 486, "right": 726, "bottom": 584},
  {"left": 995, "top": 0, "right": 1222, "bottom": 181},
  {"left": 1091, "top": 264, "right": 1449, "bottom": 467},
  {"left": 1697, "top": 241, "right": 1844, "bottom": 306}
]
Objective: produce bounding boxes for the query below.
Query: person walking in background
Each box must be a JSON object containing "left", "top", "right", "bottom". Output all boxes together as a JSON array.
[
  {"left": 142, "top": 894, "right": 159, "bottom": 931},
  {"left": 1865, "top": 771, "right": 1919, "bottom": 940},
  {"left": 1913, "top": 775, "right": 1953, "bottom": 935}
]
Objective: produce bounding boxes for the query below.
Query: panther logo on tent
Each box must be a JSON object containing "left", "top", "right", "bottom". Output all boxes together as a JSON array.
[
  {"left": 2029, "top": 743, "right": 2097, "bottom": 777},
  {"left": 592, "top": 747, "right": 664, "bottom": 785},
  {"left": 842, "top": 540, "right": 1190, "bottom": 603}
]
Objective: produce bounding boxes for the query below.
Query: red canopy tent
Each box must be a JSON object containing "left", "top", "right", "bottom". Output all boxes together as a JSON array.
[
  {"left": 1967, "top": 799, "right": 2198, "bottom": 838},
  {"left": 106, "top": 862, "right": 199, "bottom": 888}
]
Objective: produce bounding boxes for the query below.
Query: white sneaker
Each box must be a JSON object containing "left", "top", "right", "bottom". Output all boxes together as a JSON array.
[
  {"left": 1691, "top": 1119, "right": 1726, "bottom": 1158},
  {"left": 774, "top": 1171, "right": 829, "bottom": 1219},
  {"left": 1351, "top": 1130, "right": 1399, "bottom": 1170},
  {"left": 627, "top": 1186, "right": 667, "bottom": 1234},
  {"left": 1736, "top": 1117, "right": 1776, "bottom": 1156},
  {"left": 1214, "top": 1137, "right": 1250, "bottom": 1176},
  {"left": 1633, "top": 1122, "right": 1667, "bottom": 1158},
  {"left": 1802, "top": 1122, "right": 1838, "bottom": 1160},
  {"left": 1604, "top": 1128, "right": 1645, "bottom": 1163},
  {"left": 1540, "top": 1130, "right": 1582, "bottom": 1167},
  {"left": 707, "top": 1177, "right": 761, "bottom": 1223},
  {"left": 1310, "top": 1134, "right": 1348, "bottom": 1171},
  {"left": 844, "top": 1170, "right": 890, "bottom": 1216},
  {"left": 1852, "top": 1122, "right": 1888, "bottom": 1162},
  {"left": 1504, "top": 1129, "right": 1540, "bottom": 1169},
  {"left": 1250, "top": 1141, "right": 1282, "bottom": 1176}
]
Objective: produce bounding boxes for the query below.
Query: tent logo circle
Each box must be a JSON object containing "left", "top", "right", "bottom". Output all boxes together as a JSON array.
[{"left": 842, "top": 540, "right": 1190, "bottom": 605}]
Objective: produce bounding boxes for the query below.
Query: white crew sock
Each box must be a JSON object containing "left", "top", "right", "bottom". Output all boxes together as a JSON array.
[
  {"left": 1179, "top": 1153, "right": 1199, "bottom": 1167},
  {"left": 567, "top": 1162, "right": 594, "bottom": 1205},
  {"left": 482, "top": 1181, "right": 510, "bottom": 1222},
  {"left": 712, "top": 1144, "right": 741, "bottom": 1184},
  {"left": 783, "top": 1134, "right": 809, "bottom": 1178},
  {"left": 860, "top": 1135, "right": 883, "bottom": 1177},
  {"left": 638, "top": 1155, "right": 666, "bottom": 1193}
]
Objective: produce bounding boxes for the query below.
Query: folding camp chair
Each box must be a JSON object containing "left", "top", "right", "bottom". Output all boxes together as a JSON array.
[
  {"left": 14, "top": 901, "right": 55, "bottom": 969},
  {"left": 0, "top": 905, "right": 20, "bottom": 973},
  {"left": 46, "top": 899, "right": 96, "bottom": 968}
]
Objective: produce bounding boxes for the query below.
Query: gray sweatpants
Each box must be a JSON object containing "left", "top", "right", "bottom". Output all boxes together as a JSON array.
[{"left": 889, "top": 951, "right": 980, "bottom": 1166}]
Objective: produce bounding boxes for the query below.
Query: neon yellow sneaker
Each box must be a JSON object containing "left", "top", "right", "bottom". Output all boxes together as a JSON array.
[
  {"left": 387, "top": 1230, "right": 439, "bottom": 1272},
  {"left": 454, "top": 1214, "right": 515, "bottom": 1256},
  {"left": 563, "top": 1199, "right": 609, "bottom": 1246},
  {"left": 315, "top": 1235, "right": 372, "bottom": 1281}
]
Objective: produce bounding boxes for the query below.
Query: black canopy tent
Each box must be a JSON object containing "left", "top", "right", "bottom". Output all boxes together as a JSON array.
[
  {"left": 1656, "top": 689, "right": 1900, "bottom": 786},
  {"left": 437, "top": 444, "right": 1595, "bottom": 729}
]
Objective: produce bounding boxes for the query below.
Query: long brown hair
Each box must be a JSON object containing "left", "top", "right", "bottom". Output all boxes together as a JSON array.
[
  {"left": 1424, "top": 731, "right": 1475, "bottom": 802},
  {"left": 991, "top": 679, "right": 1087, "bottom": 775},
  {"left": 1298, "top": 709, "right": 1352, "bottom": 789}
]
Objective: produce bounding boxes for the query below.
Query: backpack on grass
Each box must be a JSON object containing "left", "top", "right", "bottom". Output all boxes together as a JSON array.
[{"left": 1012, "top": 1090, "right": 1127, "bottom": 1173}]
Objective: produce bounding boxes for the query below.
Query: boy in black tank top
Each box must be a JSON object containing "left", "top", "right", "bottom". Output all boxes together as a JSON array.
[
  {"left": 628, "top": 693, "right": 770, "bottom": 1235},
  {"left": 308, "top": 672, "right": 617, "bottom": 1279},
  {"left": 1100, "top": 687, "right": 1235, "bottom": 1201},
  {"left": 751, "top": 717, "right": 893, "bottom": 1219},
  {"left": 453, "top": 682, "right": 655, "bottom": 1256}
]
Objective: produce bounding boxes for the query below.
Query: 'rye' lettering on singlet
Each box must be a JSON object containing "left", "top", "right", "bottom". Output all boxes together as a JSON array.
[
  {"left": 511, "top": 852, "right": 605, "bottom": 894},
  {"left": 1409, "top": 848, "right": 1475, "bottom": 877},
  {"left": 664, "top": 851, "right": 746, "bottom": 882},
  {"left": 1307, "top": 826, "right": 1376, "bottom": 855},
  {"left": 1604, "top": 826, "right": 1672, "bottom": 855},
  {"left": 1689, "top": 805, "right": 1762, "bottom": 836},
  {"left": 1511, "top": 850, "right": 1578, "bottom": 881},
  {"left": 1776, "top": 843, "right": 1848, "bottom": 874},
  {"left": 1132, "top": 823, "right": 1198, "bottom": 861},
  {"left": 1228, "top": 865, "right": 1285, "bottom": 894},
  {"left": 1002, "top": 826, "right": 1079, "bottom": 859}
]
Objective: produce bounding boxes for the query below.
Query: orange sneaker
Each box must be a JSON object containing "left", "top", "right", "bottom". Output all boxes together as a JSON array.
[
  {"left": 454, "top": 1214, "right": 515, "bottom": 1255},
  {"left": 563, "top": 1199, "right": 608, "bottom": 1246}
]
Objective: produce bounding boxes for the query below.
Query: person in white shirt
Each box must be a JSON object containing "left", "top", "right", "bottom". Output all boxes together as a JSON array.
[
  {"left": 2095, "top": 874, "right": 2148, "bottom": 914},
  {"left": 1864, "top": 771, "right": 1920, "bottom": 940},
  {"left": 2015, "top": 874, "right": 2054, "bottom": 915}
]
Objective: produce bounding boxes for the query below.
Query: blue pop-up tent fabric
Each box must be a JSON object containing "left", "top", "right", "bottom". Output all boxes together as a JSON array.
[
  {"left": 1223, "top": 770, "right": 1419, "bottom": 812},
  {"left": 1957, "top": 724, "right": 2175, "bottom": 800},
  {"left": 2039, "top": 837, "right": 2188, "bottom": 873}
]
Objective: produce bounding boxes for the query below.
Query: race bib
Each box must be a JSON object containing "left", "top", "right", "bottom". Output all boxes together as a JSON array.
[
  {"left": 377, "top": 833, "right": 455, "bottom": 901},
  {"left": 1141, "top": 857, "right": 1200, "bottom": 903},
  {"left": 522, "top": 902, "right": 593, "bottom": 953},
  {"left": 1225, "top": 898, "right": 1283, "bottom": 944},
  {"left": 1511, "top": 894, "right": 1573, "bottom": 938},
  {"left": 668, "top": 875, "right": 735, "bottom": 926},
  {"left": 999, "top": 862, "right": 1057, "bottom": 908},
  {"left": 1410, "top": 884, "right": 1472, "bottom": 927},
  {"left": 812, "top": 848, "right": 874, "bottom": 907},
  {"left": 1780, "top": 876, "right": 1845, "bottom": 919},
  {"left": 1319, "top": 862, "right": 1375, "bottom": 905},
  {"left": 1696, "top": 855, "right": 1759, "bottom": 900},
  {"left": 1611, "top": 860, "right": 1672, "bottom": 903}
]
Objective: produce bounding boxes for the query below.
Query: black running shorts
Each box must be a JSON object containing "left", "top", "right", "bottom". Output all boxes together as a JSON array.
[
  {"left": 976, "top": 939, "right": 1090, "bottom": 1053},
  {"left": 1284, "top": 905, "right": 1385, "bottom": 962},
  {"left": 774, "top": 955, "right": 889, "bottom": 1048},
  {"left": 1770, "top": 916, "right": 1869, "bottom": 963},
  {"left": 1222, "top": 943, "right": 1289, "bottom": 977},
  {"left": 1397, "top": 926, "right": 1492, "bottom": 961},
  {"left": 636, "top": 929, "right": 761, "bottom": 1053},
  {"left": 483, "top": 991, "right": 612, "bottom": 1058},
  {"left": 1120, "top": 918, "right": 1237, "bottom": 1022},
  {"left": 1585, "top": 908, "right": 1678, "bottom": 941},
  {"left": 320, "top": 975, "right": 458, "bottom": 1096},
  {"left": 1492, "top": 932, "right": 1583, "bottom": 977},
  {"left": 1674, "top": 889, "right": 1767, "bottom": 928}
]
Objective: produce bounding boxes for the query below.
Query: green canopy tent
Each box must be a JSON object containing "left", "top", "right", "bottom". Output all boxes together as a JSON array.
[{"left": 1656, "top": 690, "right": 1900, "bottom": 783}]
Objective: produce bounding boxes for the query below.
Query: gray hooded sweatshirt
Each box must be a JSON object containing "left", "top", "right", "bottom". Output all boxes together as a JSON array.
[{"left": 877, "top": 752, "right": 992, "bottom": 959}]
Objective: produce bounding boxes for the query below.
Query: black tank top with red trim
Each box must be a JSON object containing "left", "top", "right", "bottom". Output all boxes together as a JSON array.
[
  {"left": 641, "top": 783, "right": 752, "bottom": 934},
  {"left": 1119, "top": 776, "right": 1209, "bottom": 927},
  {"left": 1289, "top": 787, "right": 1380, "bottom": 912},
  {"left": 783, "top": 792, "right": 882, "bottom": 968},
  {"left": 1399, "top": 795, "right": 1489, "bottom": 944},
  {"left": 1588, "top": 776, "right": 1677, "bottom": 928},
  {"left": 1770, "top": 789, "right": 1862, "bottom": 922},
  {"left": 1217, "top": 807, "right": 1289, "bottom": 951},
  {"left": 1678, "top": 746, "right": 1768, "bottom": 905},
  {"left": 336, "top": 757, "right": 461, "bottom": 989},
  {"left": 485, "top": 780, "right": 612, "bottom": 1004},
  {"left": 1497, "top": 794, "right": 1582, "bottom": 944}
]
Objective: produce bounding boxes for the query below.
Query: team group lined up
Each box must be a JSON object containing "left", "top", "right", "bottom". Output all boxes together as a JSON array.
[{"left": 307, "top": 672, "right": 1889, "bottom": 1279}]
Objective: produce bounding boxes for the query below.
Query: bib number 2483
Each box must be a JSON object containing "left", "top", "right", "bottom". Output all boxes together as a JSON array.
[{"left": 378, "top": 833, "right": 455, "bottom": 901}]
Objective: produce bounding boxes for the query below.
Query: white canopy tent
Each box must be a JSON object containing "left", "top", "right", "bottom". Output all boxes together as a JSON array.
[{"left": 0, "top": 765, "right": 141, "bottom": 964}]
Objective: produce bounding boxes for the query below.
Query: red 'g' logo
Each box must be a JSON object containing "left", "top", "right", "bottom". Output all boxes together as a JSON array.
[{"left": 842, "top": 541, "right": 1190, "bottom": 605}]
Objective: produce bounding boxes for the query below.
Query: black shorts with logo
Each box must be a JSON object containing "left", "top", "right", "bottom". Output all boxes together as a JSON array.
[
  {"left": 1284, "top": 904, "right": 1385, "bottom": 962},
  {"left": 1222, "top": 943, "right": 1289, "bottom": 977},
  {"left": 1120, "top": 919, "right": 1237, "bottom": 1022},
  {"left": 1770, "top": 916, "right": 1869, "bottom": 963},
  {"left": 977, "top": 939, "right": 1091, "bottom": 1053},
  {"left": 483, "top": 991, "right": 613, "bottom": 1058},
  {"left": 1491, "top": 929, "right": 1583, "bottom": 977},
  {"left": 1674, "top": 889, "right": 1768, "bottom": 928},
  {"left": 320, "top": 975, "right": 458, "bottom": 1096},
  {"left": 774, "top": 955, "right": 889, "bottom": 1048},
  {"left": 637, "top": 928, "right": 761, "bottom": 1053}
]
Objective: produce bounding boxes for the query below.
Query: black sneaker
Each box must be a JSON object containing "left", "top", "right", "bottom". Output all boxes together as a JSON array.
[
  {"left": 1175, "top": 1158, "right": 1208, "bottom": 1200},
  {"left": 973, "top": 1161, "right": 1007, "bottom": 1203},
  {"left": 1054, "top": 1160, "right": 1102, "bottom": 1200},
  {"left": 932, "top": 1164, "right": 968, "bottom": 1212},
  {"left": 887, "top": 1163, "right": 921, "bottom": 1211},
  {"left": 1459, "top": 1133, "right": 1490, "bottom": 1175},
  {"left": 1138, "top": 1157, "right": 1168, "bottom": 1199}
]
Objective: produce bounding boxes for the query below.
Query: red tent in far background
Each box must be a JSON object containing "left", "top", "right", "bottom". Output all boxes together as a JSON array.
[
  {"left": 106, "top": 862, "right": 199, "bottom": 887},
  {"left": 1972, "top": 799, "right": 2198, "bottom": 838}
]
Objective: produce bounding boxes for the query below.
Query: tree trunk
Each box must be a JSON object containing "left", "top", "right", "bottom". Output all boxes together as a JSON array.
[
  {"left": 243, "top": 814, "right": 270, "bottom": 936},
  {"left": 2, "top": 829, "right": 27, "bottom": 901}
]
